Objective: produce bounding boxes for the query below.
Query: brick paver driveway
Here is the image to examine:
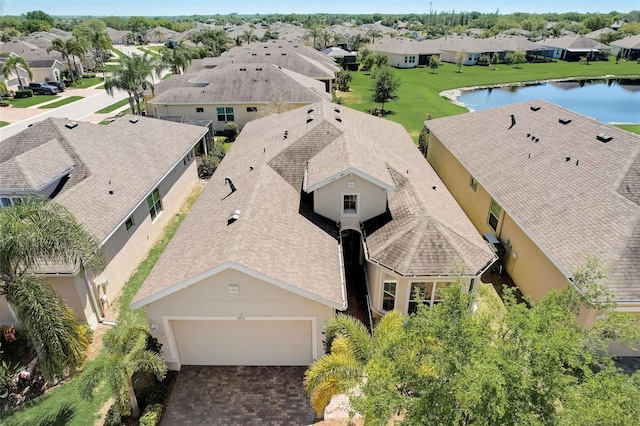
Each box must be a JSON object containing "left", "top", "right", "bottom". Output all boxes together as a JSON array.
[{"left": 161, "top": 366, "right": 318, "bottom": 425}]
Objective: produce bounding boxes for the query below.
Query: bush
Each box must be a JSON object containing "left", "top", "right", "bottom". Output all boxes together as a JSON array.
[
  {"left": 223, "top": 122, "right": 239, "bottom": 142},
  {"left": 477, "top": 54, "right": 490, "bottom": 66},
  {"left": 82, "top": 73, "right": 96, "bottom": 78},
  {"left": 139, "top": 403, "right": 163, "bottom": 426},
  {"left": 198, "top": 153, "right": 221, "bottom": 179},
  {"left": 0, "top": 101, "right": 9, "bottom": 107},
  {"left": 103, "top": 405, "right": 123, "bottom": 426},
  {"left": 80, "top": 323, "right": 94, "bottom": 343},
  {"left": 14, "top": 90, "right": 33, "bottom": 99}
]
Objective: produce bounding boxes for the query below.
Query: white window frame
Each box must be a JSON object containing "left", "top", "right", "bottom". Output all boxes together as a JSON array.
[
  {"left": 216, "top": 107, "right": 234, "bottom": 122},
  {"left": 469, "top": 176, "right": 478, "bottom": 192},
  {"left": 407, "top": 282, "right": 433, "bottom": 314},
  {"left": 0, "top": 195, "right": 26, "bottom": 208},
  {"left": 147, "top": 187, "right": 163, "bottom": 222},
  {"left": 382, "top": 281, "right": 397, "bottom": 311},
  {"left": 342, "top": 193, "right": 359, "bottom": 215},
  {"left": 487, "top": 198, "right": 502, "bottom": 232},
  {"left": 125, "top": 215, "right": 135, "bottom": 231}
]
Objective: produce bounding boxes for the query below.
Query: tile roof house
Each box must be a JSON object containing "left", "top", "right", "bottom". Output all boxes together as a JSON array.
[
  {"left": 205, "top": 41, "right": 340, "bottom": 92},
  {"left": 147, "top": 63, "right": 331, "bottom": 131},
  {"left": 27, "top": 58, "right": 65, "bottom": 83},
  {"left": 131, "top": 101, "right": 494, "bottom": 369},
  {"left": 426, "top": 100, "right": 640, "bottom": 354},
  {"left": 0, "top": 116, "right": 209, "bottom": 328},
  {"left": 536, "top": 35, "right": 609, "bottom": 61},
  {"left": 610, "top": 34, "right": 640, "bottom": 60}
]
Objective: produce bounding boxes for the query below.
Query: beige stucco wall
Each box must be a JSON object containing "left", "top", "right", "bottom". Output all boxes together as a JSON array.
[
  {"left": 31, "top": 66, "right": 63, "bottom": 83},
  {"left": 427, "top": 134, "right": 569, "bottom": 305},
  {"left": 386, "top": 52, "right": 417, "bottom": 68},
  {"left": 366, "top": 261, "right": 476, "bottom": 316},
  {"left": 313, "top": 174, "right": 388, "bottom": 225},
  {"left": 149, "top": 102, "right": 310, "bottom": 131},
  {"left": 142, "top": 267, "right": 335, "bottom": 370},
  {"left": 92, "top": 155, "right": 199, "bottom": 316}
]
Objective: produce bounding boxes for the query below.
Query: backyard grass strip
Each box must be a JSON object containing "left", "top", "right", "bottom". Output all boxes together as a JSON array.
[
  {"left": 615, "top": 124, "right": 640, "bottom": 135},
  {"left": 37, "top": 96, "right": 84, "bottom": 109},
  {"left": 0, "top": 121, "right": 9, "bottom": 127},
  {"left": 71, "top": 77, "right": 104, "bottom": 89}
]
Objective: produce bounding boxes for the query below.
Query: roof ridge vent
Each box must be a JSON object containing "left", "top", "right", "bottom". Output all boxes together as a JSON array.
[
  {"left": 65, "top": 121, "right": 79, "bottom": 129},
  {"left": 596, "top": 133, "right": 613, "bottom": 143},
  {"left": 530, "top": 105, "right": 541, "bottom": 111},
  {"left": 559, "top": 117, "right": 572, "bottom": 125}
]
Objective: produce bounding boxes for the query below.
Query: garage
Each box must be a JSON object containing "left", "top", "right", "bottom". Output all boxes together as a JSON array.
[{"left": 171, "top": 318, "right": 314, "bottom": 366}]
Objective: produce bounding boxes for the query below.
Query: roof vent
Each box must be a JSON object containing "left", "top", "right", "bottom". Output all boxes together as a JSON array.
[
  {"left": 596, "top": 133, "right": 613, "bottom": 143},
  {"left": 530, "top": 105, "right": 541, "bottom": 111},
  {"left": 307, "top": 117, "right": 314, "bottom": 124},
  {"left": 334, "top": 108, "right": 340, "bottom": 113},
  {"left": 224, "top": 176, "right": 237, "bottom": 193},
  {"left": 239, "top": 67, "right": 247, "bottom": 71},
  {"left": 227, "top": 209, "right": 241, "bottom": 225},
  {"left": 251, "top": 53, "right": 257, "bottom": 56},
  {"left": 307, "top": 108, "right": 314, "bottom": 114},
  {"left": 508, "top": 114, "right": 516, "bottom": 129},
  {"left": 335, "top": 117, "right": 342, "bottom": 122},
  {"left": 266, "top": 53, "right": 271, "bottom": 56},
  {"left": 559, "top": 117, "right": 572, "bottom": 125},
  {"left": 129, "top": 118, "right": 139, "bottom": 124},
  {"left": 255, "top": 67, "right": 262, "bottom": 71},
  {"left": 65, "top": 121, "right": 78, "bottom": 129},
  {"left": 281, "top": 53, "right": 286, "bottom": 56}
]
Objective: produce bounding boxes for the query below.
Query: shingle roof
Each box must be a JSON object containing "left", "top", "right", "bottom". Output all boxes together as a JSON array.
[
  {"left": 611, "top": 34, "right": 640, "bottom": 50},
  {"left": 150, "top": 63, "right": 330, "bottom": 105},
  {"left": 426, "top": 100, "right": 640, "bottom": 301},
  {"left": 132, "top": 101, "right": 494, "bottom": 308},
  {"left": 0, "top": 117, "right": 208, "bottom": 243},
  {"left": 537, "top": 35, "right": 607, "bottom": 51}
]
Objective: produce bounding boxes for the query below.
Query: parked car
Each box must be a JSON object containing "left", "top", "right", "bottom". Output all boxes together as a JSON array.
[
  {"left": 49, "top": 81, "right": 66, "bottom": 92},
  {"left": 27, "top": 82, "right": 59, "bottom": 95}
]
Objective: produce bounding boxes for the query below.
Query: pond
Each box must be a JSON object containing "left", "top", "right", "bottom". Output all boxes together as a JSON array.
[{"left": 457, "top": 78, "right": 640, "bottom": 124}]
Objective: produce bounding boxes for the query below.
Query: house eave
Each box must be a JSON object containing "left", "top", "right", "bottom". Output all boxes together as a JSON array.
[{"left": 304, "top": 166, "right": 396, "bottom": 193}]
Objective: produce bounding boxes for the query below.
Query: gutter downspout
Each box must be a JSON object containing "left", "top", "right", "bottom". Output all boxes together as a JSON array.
[{"left": 83, "top": 266, "right": 104, "bottom": 323}]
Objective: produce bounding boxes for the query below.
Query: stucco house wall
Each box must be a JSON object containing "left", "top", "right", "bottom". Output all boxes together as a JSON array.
[
  {"left": 387, "top": 52, "right": 418, "bottom": 68},
  {"left": 142, "top": 268, "right": 335, "bottom": 370},
  {"left": 313, "top": 174, "right": 388, "bottom": 224}
]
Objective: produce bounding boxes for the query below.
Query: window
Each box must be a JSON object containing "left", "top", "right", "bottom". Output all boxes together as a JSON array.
[
  {"left": 216, "top": 107, "right": 234, "bottom": 122},
  {"left": 488, "top": 198, "right": 502, "bottom": 232},
  {"left": 195, "top": 107, "right": 204, "bottom": 113},
  {"left": 0, "top": 196, "right": 25, "bottom": 208},
  {"left": 432, "top": 282, "right": 449, "bottom": 305},
  {"left": 343, "top": 194, "right": 357, "bottom": 214},
  {"left": 147, "top": 188, "right": 163, "bottom": 221},
  {"left": 347, "top": 180, "right": 355, "bottom": 189},
  {"left": 125, "top": 216, "right": 135, "bottom": 231},
  {"left": 246, "top": 107, "right": 257, "bottom": 112},
  {"left": 382, "top": 281, "right": 396, "bottom": 311},
  {"left": 469, "top": 176, "right": 478, "bottom": 191},
  {"left": 409, "top": 282, "right": 434, "bottom": 314}
]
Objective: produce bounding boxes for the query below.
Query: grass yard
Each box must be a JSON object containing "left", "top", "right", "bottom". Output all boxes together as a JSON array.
[
  {"left": 8, "top": 95, "right": 58, "bottom": 108},
  {"left": 0, "top": 185, "right": 204, "bottom": 426},
  {"left": 341, "top": 59, "right": 640, "bottom": 141},
  {"left": 111, "top": 47, "right": 126, "bottom": 58},
  {"left": 96, "top": 64, "right": 123, "bottom": 73},
  {"left": 96, "top": 98, "right": 130, "bottom": 114},
  {"left": 37, "top": 96, "right": 84, "bottom": 109},
  {"left": 71, "top": 77, "right": 104, "bottom": 89},
  {"left": 616, "top": 124, "right": 640, "bottom": 135},
  {"left": 138, "top": 47, "right": 161, "bottom": 57},
  {"left": 0, "top": 121, "right": 9, "bottom": 127},
  {"left": 162, "top": 72, "right": 173, "bottom": 80}
]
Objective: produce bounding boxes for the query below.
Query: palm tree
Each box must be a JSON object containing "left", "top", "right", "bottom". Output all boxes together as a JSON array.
[
  {"left": 47, "top": 38, "right": 86, "bottom": 84},
  {"left": 90, "top": 30, "right": 112, "bottom": 71},
  {"left": 320, "top": 30, "right": 331, "bottom": 49},
  {"left": 105, "top": 52, "right": 158, "bottom": 115},
  {"left": 304, "top": 311, "right": 404, "bottom": 416},
  {"left": 0, "top": 197, "right": 105, "bottom": 381},
  {"left": 159, "top": 44, "right": 192, "bottom": 75},
  {"left": 199, "top": 28, "right": 232, "bottom": 57},
  {"left": 309, "top": 26, "right": 323, "bottom": 49},
  {"left": 241, "top": 29, "right": 257, "bottom": 45},
  {"left": 332, "top": 32, "right": 344, "bottom": 47},
  {"left": 0, "top": 52, "right": 33, "bottom": 90},
  {"left": 79, "top": 324, "right": 167, "bottom": 418},
  {"left": 366, "top": 29, "right": 383, "bottom": 44}
]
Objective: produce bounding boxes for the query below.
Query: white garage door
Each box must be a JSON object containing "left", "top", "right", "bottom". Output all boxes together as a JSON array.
[{"left": 172, "top": 319, "right": 313, "bottom": 366}]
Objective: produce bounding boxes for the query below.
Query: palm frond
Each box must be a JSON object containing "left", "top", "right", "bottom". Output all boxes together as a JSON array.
[{"left": 325, "top": 314, "right": 372, "bottom": 363}]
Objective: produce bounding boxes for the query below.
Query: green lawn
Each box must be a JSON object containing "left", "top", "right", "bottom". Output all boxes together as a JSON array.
[
  {"left": 138, "top": 47, "right": 161, "bottom": 57},
  {"left": 96, "top": 64, "right": 123, "bottom": 73},
  {"left": 71, "top": 77, "right": 104, "bottom": 89},
  {"left": 162, "top": 72, "right": 173, "bottom": 80},
  {"left": 0, "top": 186, "right": 204, "bottom": 426},
  {"left": 9, "top": 95, "right": 58, "bottom": 108},
  {"left": 616, "top": 124, "right": 640, "bottom": 135},
  {"left": 96, "top": 98, "right": 130, "bottom": 114},
  {"left": 0, "top": 121, "right": 9, "bottom": 127},
  {"left": 111, "top": 47, "right": 126, "bottom": 58},
  {"left": 341, "top": 59, "right": 640, "bottom": 141},
  {"left": 38, "top": 96, "right": 84, "bottom": 109}
]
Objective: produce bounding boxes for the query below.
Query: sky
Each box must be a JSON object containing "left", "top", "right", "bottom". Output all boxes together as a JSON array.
[{"left": 1, "top": 0, "right": 638, "bottom": 17}]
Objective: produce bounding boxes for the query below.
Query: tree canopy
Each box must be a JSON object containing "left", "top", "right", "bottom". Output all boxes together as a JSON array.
[
  {"left": 305, "top": 263, "right": 640, "bottom": 425},
  {"left": 371, "top": 66, "right": 400, "bottom": 112}
]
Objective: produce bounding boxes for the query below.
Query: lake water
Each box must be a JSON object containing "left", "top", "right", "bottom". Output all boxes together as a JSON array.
[{"left": 457, "top": 79, "right": 640, "bottom": 124}]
